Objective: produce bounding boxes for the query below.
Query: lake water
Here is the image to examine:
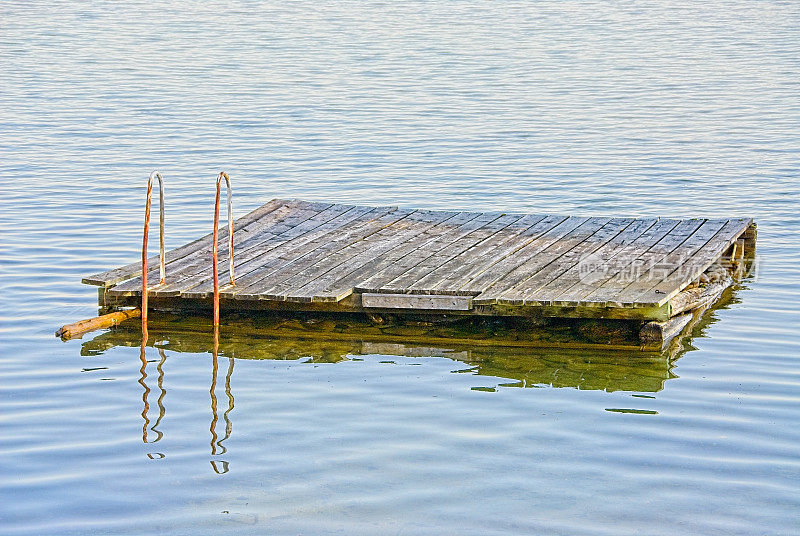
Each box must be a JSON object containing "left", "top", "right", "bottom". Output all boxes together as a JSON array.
[{"left": 2, "top": 1, "right": 799, "bottom": 534}]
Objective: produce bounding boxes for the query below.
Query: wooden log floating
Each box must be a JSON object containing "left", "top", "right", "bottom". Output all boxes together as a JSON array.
[
  {"left": 81, "top": 199, "right": 755, "bottom": 348},
  {"left": 56, "top": 308, "right": 141, "bottom": 340}
]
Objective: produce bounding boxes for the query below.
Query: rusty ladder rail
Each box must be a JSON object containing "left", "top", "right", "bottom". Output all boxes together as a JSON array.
[
  {"left": 142, "top": 170, "right": 166, "bottom": 327},
  {"left": 58, "top": 170, "right": 233, "bottom": 338},
  {"left": 212, "top": 171, "right": 234, "bottom": 326}
]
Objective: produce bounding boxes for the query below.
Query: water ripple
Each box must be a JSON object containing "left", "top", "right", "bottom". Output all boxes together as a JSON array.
[{"left": 1, "top": 1, "right": 799, "bottom": 535}]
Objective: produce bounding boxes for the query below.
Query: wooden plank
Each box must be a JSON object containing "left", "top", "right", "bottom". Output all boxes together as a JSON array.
[
  {"left": 216, "top": 206, "right": 398, "bottom": 296},
  {"left": 578, "top": 218, "right": 708, "bottom": 306},
  {"left": 361, "top": 293, "right": 472, "bottom": 311},
  {"left": 353, "top": 211, "right": 505, "bottom": 294},
  {"left": 226, "top": 208, "right": 421, "bottom": 300},
  {"left": 212, "top": 200, "right": 336, "bottom": 260},
  {"left": 550, "top": 218, "right": 680, "bottom": 305},
  {"left": 405, "top": 213, "right": 533, "bottom": 293},
  {"left": 473, "top": 216, "right": 608, "bottom": 305},
  {"left": 104, "top": 287, "right": 673, "bottom": 322},
  {"left": 309, "top": 211, "right": 486, "bottom": 302},
  {"left": 634, "top": 218, "right": 751, "bottom": 306},
  {"left": 445, "top": 214, "right": 567, "bottom": 293},
  {"left": 183, "top": 205, "right": 402, "bottom": 299},
  {"left": 611, "top": 218, "right": 730, "bottom": 306},
  {"left": 108, "top": 200, "right": 334, "bottom": 295},
  {"left": 457, "top": 214, "right": 570, "bottom": 295},
  {"left": 491, "top": 300, "right": 672, "bottom": 322},
  {"left": 248, "top": 210, "right": 441, "bottom": 302},
  {"left": 411, "top": 214, "right": 549, "bottom": 293},
  {"left": 172, "top": 205, "right": 392, "bottom": 298},
  {"left": 374, "top": 213, "right": 523, "bottom": 295},
  {"left": 280, "top": 210, "right": 462, "bottom": 302},
  {"left": 108, "top": 200, "right": 333, "bottom": 296},
  {"left": 504, "top": 217, "right": 636, "bottom": 305},
  {"left": 531, "top": 217, "right": 659, "bottom": 305},
  {"left": 144, "top": 202, "right": 365, "bottom": 297},
  {"left": 104, "top": 199, "right": 309, "bottom": 295},
  {"left": 83, "top": 198, "right": 289, "bottom": 287}
]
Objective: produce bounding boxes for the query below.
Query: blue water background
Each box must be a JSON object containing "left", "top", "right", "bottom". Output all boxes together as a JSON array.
[{"left": 2, "top": 2, "right": 799, "bottom": 535}]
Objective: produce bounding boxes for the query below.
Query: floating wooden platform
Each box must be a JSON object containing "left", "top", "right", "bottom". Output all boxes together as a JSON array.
[{"left": 84, "top": 199, "right": 755, "bottom": 348}]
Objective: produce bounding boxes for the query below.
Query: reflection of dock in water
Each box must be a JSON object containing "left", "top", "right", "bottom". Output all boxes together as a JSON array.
[
  {"left": 82, "top": 291, "right": 735, "bottom": 393},
  {"left": 84, "top": 295, "right": 736, "bottom": 472}
]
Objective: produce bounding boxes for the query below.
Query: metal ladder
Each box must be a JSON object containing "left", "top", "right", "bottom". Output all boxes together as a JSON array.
[
  {"left": 141, "top": 170, "right": 233, "bottom": 328},
  {"left": 141, "top": 171, "right": 165, "bottom": 326}
]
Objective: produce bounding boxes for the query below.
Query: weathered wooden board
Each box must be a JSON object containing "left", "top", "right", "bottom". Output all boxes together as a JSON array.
[
  {"left": 549, "top": 218, "right": 679, "bottom": 306},
  {"left": 277, "top": 210, "right": 458, "bottom": 302},
  {"left": 610, "top": 219, "right": 730, "bottom": 306},
  {"left": 90, "top": 199, "right": 752, "bottom": 320},
  {"left": 306, "top": 211, "right": 482, "bottom": 302},
  {"left": 109, "top": 200, "right": 338, "bottom": 296},
  {"left": 509, "top": 217, "right": 636, "bottom": 306},
  {"left": 634, "top": 218, "right": 752, "bottom": 306},
  {"left": 532, "top": 217, "right": 658, "bottom": 305},
  {"left": 83, "top": 198, "right": 288, "bottom": 287},
  {"left": 183, "top": 204, "right": 396, "bottom": 299},
  {"left": 150, "top": 203, "right": 369, "bottom": 297},
  {"left": 412, "top": 214, "right": 548, "bottom": 292},
  {"left": 361, "top": 293, "right": 472, "bottom": 311},
  {"left": 576, "top": 219, "right": 708, "bottom": 307},
  {"left": 352, "top": 211, "right": 490, "bottom": 293},
  {"left": 359, "top": 211, "right": 509, "bottom": 295},
  {"left": 473, "top": 216, "right": 611, "bottom": 305}
]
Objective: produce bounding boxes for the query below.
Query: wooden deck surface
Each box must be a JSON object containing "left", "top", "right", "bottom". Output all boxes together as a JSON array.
[{"left": 85, "top": 199, "right": 752, "bottom": 311}]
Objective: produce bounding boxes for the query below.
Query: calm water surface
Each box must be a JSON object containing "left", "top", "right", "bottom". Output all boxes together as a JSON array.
[{"left": 2, "top": 2, "right": 799, "bottom": 535}]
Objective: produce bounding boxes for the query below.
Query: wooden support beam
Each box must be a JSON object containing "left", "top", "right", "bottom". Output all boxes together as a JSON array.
[
  {"left": 669, "top": 274, "right": 733, "bottom": 317},
  {"left": 639, "top": 313, "right": 693, "bottom": 349},
  {"left": 741, "top": 222, "right": 757, "bottom": 250}
]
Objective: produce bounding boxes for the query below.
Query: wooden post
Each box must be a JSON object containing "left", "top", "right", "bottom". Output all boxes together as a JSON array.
[{"left": 742, "top": 222, "right": 757, "bottom": 254}]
